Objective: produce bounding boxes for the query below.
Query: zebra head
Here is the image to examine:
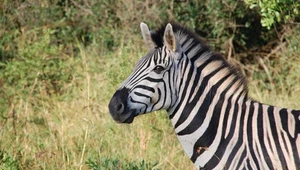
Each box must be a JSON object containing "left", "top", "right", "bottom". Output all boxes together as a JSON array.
[{"left": 108, "top": 23, "right": 183, "bottom": 123}]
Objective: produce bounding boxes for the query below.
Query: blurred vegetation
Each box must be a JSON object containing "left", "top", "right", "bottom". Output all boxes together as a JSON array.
[
  {"left": 0, "top": 0, "right": 299, "bottom": 169},
  {"left": 245, "top": 0, "right": 299, "bottom": 29},
  {"left": 86, "top": 157, "right": 157, "bottom": 170}
]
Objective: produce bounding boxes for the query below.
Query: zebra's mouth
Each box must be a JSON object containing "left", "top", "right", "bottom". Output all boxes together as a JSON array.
[
  {"left": 114, "top": 109, "right": 136, "bottom": 124},
  {"left": 122, "top": 112, "right": 135, "bottom": 123}
]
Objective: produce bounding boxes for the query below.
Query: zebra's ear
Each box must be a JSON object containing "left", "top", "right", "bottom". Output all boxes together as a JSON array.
[
  {"left": 164, "top": 24, "right": 176, "bottom": 52},
  {"left": 164, "top": 23, "right": 181, "bottom": 59},
  {"left": 140, "top": 22, "right": 156, "bottom": 49}
]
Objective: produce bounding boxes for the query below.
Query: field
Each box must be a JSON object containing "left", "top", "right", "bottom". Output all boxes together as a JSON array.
[{"left": 0, "top": 1, "right": 299, "bottom": 169}]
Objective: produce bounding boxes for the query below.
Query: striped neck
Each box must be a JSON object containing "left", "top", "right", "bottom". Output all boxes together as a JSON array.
[{"left": 168, "top": 90, "right": 300, "bottom": 169}]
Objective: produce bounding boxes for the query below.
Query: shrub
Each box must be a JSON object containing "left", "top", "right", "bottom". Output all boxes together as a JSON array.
[
  {"left": 0, "top": 28, "right": 77, "bottom": 115},
  {"left": 86, "top": 157, "right": 158, "bottom": 170},
  {"left": 0, "top": 150, "right": 20, "bottom": 170},
  {"left": 245, "top": 0, "right": 300, "bottom": 29}
]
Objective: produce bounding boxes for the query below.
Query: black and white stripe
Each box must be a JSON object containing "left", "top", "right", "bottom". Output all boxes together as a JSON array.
[{"left": 108, "top": 22, "right": 300, "bottom": 170}]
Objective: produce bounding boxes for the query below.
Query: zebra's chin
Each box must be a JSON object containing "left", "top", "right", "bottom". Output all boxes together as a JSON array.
[
  {"left": 121, "top": 112, "right": 135, "bottom": 124},
  {"left": 110, "top": 109, "right": 136, "bottom": 124}
]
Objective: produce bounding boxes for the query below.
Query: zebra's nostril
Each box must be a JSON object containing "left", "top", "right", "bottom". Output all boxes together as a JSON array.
[
  {"left": 108, "top": 88, "right": 129, "bottom": 117},
  {"left": 116, "top": 103, "right": 124, "bottom": 114}
]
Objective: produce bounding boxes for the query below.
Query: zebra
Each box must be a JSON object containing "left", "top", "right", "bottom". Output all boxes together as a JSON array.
[{"left": 108, "top": 22, "right": 300, "bottom": 170}]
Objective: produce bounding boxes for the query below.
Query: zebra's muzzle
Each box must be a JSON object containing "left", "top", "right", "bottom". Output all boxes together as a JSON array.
[{"left": 108, "top": 88, "right": 135, "bottom": 124}]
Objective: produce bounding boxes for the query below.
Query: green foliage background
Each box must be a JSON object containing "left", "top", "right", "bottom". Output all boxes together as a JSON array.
[{"left": 0, "top": 0, "right": 299, "bottom": 169}]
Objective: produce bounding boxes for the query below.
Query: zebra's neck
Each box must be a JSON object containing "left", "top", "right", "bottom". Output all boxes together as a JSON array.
[
  {"left": 168, "top": 92, "right": 300, "bottom": 169},
  {"left": 168, "top": 49, "right": 248, "bottom": 120},
  {"left": 167, "top": 61, "right": 248, "bottom": 153},
  {"left": 166, "top": 50, "right": 300, "bottom": 168}
]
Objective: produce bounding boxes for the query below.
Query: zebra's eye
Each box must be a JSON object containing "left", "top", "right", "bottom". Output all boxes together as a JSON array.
[{"left": 153, "top": 65, "right": 165, "bottom": 74}]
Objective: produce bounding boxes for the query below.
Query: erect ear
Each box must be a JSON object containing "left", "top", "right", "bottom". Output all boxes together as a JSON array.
[
  {"left": 163, "top": 23, "right": 179, "bottom": 52},
  {"left": 140, "top": 22, "right": 156, "bottom": 49}
]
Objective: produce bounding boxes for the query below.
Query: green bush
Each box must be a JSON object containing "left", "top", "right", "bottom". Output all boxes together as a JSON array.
[
  {"left": 245, "top": 0, "right": 299, "bottom": 29},
  {"left": 172, "top": 0, "right": 280, "bottom": 56},
  {"left": 0, "top": 28, "right": 77, "bottom": 114},
  {"left": 0, "top": 150, "right": 19, "bottom": 170},
  {"left": 86, "top": 157, "right": 158, "bottom": 170}
]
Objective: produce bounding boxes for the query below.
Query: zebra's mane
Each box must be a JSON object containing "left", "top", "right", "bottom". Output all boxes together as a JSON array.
[{"left": 151, "top": 22, "right": 248, "bottom": 96}]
